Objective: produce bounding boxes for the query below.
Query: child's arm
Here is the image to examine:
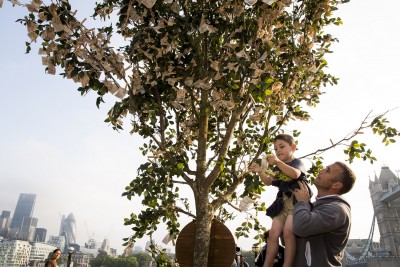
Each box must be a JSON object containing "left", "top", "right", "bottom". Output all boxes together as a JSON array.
[
  {"left": 267, "top": 154, "right": 301, "bottom": 179},
  {"left": 249, "top": 162, "right": 274, "bottom": 185}
]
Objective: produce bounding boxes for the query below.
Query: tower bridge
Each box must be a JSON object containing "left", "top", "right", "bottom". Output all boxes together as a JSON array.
[
  {"left": 345, "top": 166, "right": 400, "bottom": 267},
  {"left": 380, "top": 183, "right": 400, "bottom": 203}
]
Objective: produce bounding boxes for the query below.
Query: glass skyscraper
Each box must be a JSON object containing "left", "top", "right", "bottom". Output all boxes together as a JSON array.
[
  {"left": 9, "top": 193, "right": 36, "bottom": 230},
  {"left": 0, "top": 210, "right": 11, "bottom": 236},
  {"left": 59, "top": 213, "right": 77, "bottom": 246}
]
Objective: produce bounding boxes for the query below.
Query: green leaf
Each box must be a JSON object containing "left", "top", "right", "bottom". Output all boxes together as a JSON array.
[{"left": 265, "top": 78, "right": 274, "bottom": 84}]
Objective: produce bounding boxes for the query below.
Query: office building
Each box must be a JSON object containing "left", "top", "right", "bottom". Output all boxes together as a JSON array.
[
  {"left": 133, "top": 246, "right": 143, "bottom": 254},
  {"left": 35, "top": 228, "right": 47, "bottom": 243},
  {"left": 47, "top": 235, "right": 66, "bottom": 253},
  {"left": 0, "top": 240, "right": 31, "bottom": 267},
  {"left": 73, "top": 251, "right": 94, "bottom": 267},
  {"left": 20, "top": 217, "right": 38, "bottom": 241},
  {"left": 59, "top": 213, "right": 76, "bottom": 247},
  {"left": 9, "top": 193, "right": 36, "bottom": 231},
  {"left": 28, "top": 242, "right": 57, "bottom": 264},
  {"left": 0, "top": 211, "right": 11, "bottom": 237},
  {"left": 100, "top": 238, "right": 110, "bottom": 255}
]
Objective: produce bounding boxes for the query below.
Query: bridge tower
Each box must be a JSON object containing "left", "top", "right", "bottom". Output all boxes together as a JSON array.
[{"left": 369, "top": 165, "right": 400, "bottom": 256}]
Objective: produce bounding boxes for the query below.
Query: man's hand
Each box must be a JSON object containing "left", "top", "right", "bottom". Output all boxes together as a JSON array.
[{"left": 294, "top": 181, "right": 311, "bottom": 202}]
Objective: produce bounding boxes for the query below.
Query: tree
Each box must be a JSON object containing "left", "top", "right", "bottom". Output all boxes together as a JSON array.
[
  {"left": 131, "top": 252, "right": 152, "bottom": 267},
  {"left": 5, "top": 0, "right": 400, "bottom": 266},
  {"left": 113, "top": 256, "right": 139, "bottom": 267},
  {"left": 90, "top": 251, "right": 110, "bottom": 267},
  {"left": 90, "top": 251, "right": 139, "bottom": 267}
]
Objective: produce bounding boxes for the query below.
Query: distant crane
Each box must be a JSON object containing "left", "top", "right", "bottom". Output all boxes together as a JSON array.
[
  {"left": 85, "top": 220, "right": 94, "bottom": 240},
  {"left": 84, "top": 220, "right": 96, "bottom": 249},
  {"left": 105, "top": 224, "right": 114, "bottom": 240}
]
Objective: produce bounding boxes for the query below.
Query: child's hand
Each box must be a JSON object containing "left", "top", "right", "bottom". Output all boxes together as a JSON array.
[
  {"left": 249, "top": 162, "right": 262, "bottom": 173},
  {"left": 267, "top": 154, "right": 280, "bottom": 165}
]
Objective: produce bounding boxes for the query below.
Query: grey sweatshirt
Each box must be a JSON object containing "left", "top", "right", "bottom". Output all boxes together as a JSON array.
[{"left": 292, "top": 195, "right": 351, "bottom": 267}]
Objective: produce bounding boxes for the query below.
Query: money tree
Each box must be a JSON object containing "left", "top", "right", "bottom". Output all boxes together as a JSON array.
[{"left": 6, "top": 0, "right": 399, "bottom": 266}]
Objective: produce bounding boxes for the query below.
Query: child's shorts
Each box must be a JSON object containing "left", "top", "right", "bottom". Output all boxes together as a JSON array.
[{"left": 274, "top": 193, "right": 294, "bottom": 225}]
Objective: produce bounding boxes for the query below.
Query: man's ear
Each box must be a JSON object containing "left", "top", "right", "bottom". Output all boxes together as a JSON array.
[{"left": 332, "top": 181, "right": 343, "bottom": 191}]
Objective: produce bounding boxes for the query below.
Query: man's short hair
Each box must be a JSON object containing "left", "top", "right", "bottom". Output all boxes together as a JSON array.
[{"left": 335, "top": 161, "right": 356, "bottom": 195}]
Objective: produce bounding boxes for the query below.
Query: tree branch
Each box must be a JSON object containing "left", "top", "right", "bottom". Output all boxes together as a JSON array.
[{"left": 299, "top": 110, "right": 387, "bottom": 159}]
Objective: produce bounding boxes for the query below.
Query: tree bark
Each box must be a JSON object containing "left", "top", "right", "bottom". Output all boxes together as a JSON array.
[{"left": 193, "top": 188, "right": 214, "bottom": 267}]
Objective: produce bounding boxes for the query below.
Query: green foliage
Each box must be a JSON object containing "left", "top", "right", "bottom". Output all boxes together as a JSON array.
[
  {"left": 146, "top": 243, "right": 177, "bottom": 267},
  {"left": 11, "top": 0, "right": 400, "bottom": 265},
  {"left": 342, "top": 115, "right": 400, "bottom": 164},
  {"left": 344, "top": 140, "right": 372, "bottom": 164},
  {"left": 90, "top": 251, "right": 139, "bottom": 267},
  {"left": 131, "top": 252, "right": 152, "bottom": 267},
  {"left": 307, "top": 156, "right": 324, "bottom": 184},
  {"left": 371, "top": 115, "right": 399, "bottom": 146}
]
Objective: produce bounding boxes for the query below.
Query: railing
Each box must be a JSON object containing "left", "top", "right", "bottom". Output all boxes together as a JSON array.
[{"left": 345, "top": 215, "right": 376, "bottom": 264}]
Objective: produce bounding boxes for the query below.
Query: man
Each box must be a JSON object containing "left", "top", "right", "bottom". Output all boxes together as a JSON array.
[
  {"left": 255, "top": 230, "right": 284, "bottom": 267},
  {"left": 232, "top": 255, "right": 249, "bottom": 267},
  {"left": 293, "top": 162, "right": 356, "bottom": 267},
  {"left": 238, "top": 255, "right": 250, "bottom": 267}
]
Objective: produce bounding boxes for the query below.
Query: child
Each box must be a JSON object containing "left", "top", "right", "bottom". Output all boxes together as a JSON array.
[{"left": 249, "top": 134, "right": 310, "bottom": 267}]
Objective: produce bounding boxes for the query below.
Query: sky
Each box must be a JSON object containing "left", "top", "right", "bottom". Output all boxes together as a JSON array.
[{"left": 1, "top": 0, "right": 400, "bottom": 255}]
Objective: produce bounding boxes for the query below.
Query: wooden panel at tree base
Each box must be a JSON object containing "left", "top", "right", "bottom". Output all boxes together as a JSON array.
[{"left": 175, "top": 220, "right": 236, "bottom": 267}]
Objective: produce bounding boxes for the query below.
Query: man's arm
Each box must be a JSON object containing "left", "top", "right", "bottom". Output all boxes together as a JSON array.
[
  {"left": 293, "top": 181, "right": 349, "bottom": 237},
  {"left": 293, "top": 201, "right": 348, "bottom": 237}
]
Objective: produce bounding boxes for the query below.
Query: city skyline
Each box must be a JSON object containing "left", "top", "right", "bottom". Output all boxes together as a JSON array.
[
  {"left": 1, "top": 0, "right": 400, "bottom": 255},
  {"left": 1, "top": 167, "right": 400, "bottom": 261},
  {"left": 0, "top": 191, "right": 166, "bottom": 258},
  {"left": 0, "top": 192, "right": 114, "bottom": 251}
]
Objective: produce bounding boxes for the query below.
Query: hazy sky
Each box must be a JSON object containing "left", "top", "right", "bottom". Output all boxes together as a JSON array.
[{"left": 1, "top": 0, "right": 400, "bottom": 255}]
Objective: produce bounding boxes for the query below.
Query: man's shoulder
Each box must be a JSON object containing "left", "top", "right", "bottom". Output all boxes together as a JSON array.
[
  {"left": 315, "top": 196, "right": 351, "bottom": 213},
  {"left": 316, "top": 195, "right": 350, "bottom": 206}
]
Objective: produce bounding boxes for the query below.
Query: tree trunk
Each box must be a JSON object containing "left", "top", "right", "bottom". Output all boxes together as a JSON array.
[{"left": 193, "top": 189, "right": 214, "bottom": 267}]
